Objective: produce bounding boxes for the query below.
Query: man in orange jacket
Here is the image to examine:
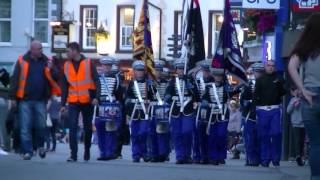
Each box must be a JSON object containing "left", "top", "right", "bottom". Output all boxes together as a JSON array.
[
  {"left": 10, "top": 40, "right": 61, "bottom": 160},
  {"left": 60, "top": 42, "right": 99, "bottom": 162}
]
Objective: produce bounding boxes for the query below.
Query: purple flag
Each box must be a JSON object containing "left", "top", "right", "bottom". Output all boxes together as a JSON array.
[{"left": 212, "top": 0, "right": 247, "bottom": 83}]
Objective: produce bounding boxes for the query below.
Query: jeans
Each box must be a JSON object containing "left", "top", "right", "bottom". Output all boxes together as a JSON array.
[
  {"left": 292, "top": 127, "right": 305, "bottom": 158},
  {"left": 46, "top": 119, "right": 58, "bottom": 151},
  {"left": 68, "top": 103, "right": 93, "bottom": 159},
  {"left": 19, "top": 100, "right": 46, "bottom": 154},
  {"left": 301, "top": 87, "right": 320, "bottom": 180}
]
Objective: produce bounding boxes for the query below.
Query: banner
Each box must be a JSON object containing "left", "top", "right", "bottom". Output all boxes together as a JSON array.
[
  {"left": 242, "top": 0, "right": 280, "bottom": 9},
  {"left": 212, "top": 0, "right": 247, "bottom": 83}
]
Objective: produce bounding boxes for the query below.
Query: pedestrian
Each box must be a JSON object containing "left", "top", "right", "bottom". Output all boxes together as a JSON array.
[
  {"left": 0, "top": 68, "right": 10, "bottom": 154},
  {"left": 95, "top": 56, "right": 123, "bottom": 161},
  {"left": 46, "top": 95, "right": 61, "bottom": 152},
  {"left": 149, "top": 60, "right": 170, "bottom": 163},
  {"left": 124, "top": 60, "right": 155, "bottom": 163},
  {"left": 288, "top": 13, "right": 320, "bottom": 180},
  {"left": 287, "top": 87, "right": 305, "bottom": 166},
  {"left": 254, "top": 60, "right": 286, "bottom": 167},
  {"left": 60, "top": 42, "right": 99, "bottom": 162},
  {"left": 227, "top": 100, "right": 242, "bottom": 160},
  {"left": 9, "top": 40, "right": 61, "bottom": 160},
  {"left": 240, "top": 62, "right": 264, "bottom": 166},
  {"left": 165, "top": 59, "right": 199, "bottom": 164}
]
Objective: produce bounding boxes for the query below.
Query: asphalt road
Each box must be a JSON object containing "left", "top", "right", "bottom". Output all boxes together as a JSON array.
[{"left": 0, "top": 144, "right": 310, "bottom": 180}]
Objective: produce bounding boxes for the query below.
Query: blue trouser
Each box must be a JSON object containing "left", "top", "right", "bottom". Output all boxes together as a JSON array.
[
  {"left": 193, "top": 121, "right": 208, "bottom": 161},
  {"left": 301, "top": 87, "right": 320, "bottom": 180},
  {"left": 131, "top": 120, "right": 150, "bottom": 160},
  {"left": 150, "top": 118, "right": 170, "bottom": 158},
  {"left": 95, "top": 118, "right": 118, "bottom": 158},
  {"left": 19, "top": 100, "right": 46, "bottom": 154},
  {"left": 171, "top": 115, "right": 194, "bottom": 161},
  {"left": 256, "top": 107, "right": 282, "bottom": 165},
  {"left": 68, "top": 104, "right": 93, "bottom": 159},
  {"left": 244, "top": 119, "right": 260, "bottom": 164},
  {"left": 208, "top": 121, "right": 228, "bottom": 161}
]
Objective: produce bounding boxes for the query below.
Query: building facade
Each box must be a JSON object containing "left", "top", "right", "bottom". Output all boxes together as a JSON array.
[
  {"left": 0, "top": 0, "right": 61, "bottom": 72},
  {"left": 0, "top": 0, "right": 245, "bottom": 72}
]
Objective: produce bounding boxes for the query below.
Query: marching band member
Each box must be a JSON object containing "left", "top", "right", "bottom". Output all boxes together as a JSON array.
[
  {"left": 204, "top": 67, "right": 239, "bottom": 165},
  {"left": 149, "top": 60, "right": 170, "bottom": 162},
  {"left": 165, "top": 59, "right": 199, "bottom": 164},
  {"left": 193, "top": 61, "right": 215, "bottom": 164},
  {"left": 125, "top": 60, "right": 155, "bottom": 163},
  {"left": 240, "top": 62, "right": 264, "bottom": 166},
  {"left": 95, "top": 56, "right": 123, "bottom": 161}
]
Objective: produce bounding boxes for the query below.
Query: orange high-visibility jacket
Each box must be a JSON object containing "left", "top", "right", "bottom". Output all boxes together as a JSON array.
[
  {"left": 63, "top": 59, "right": 96, "bottom": 104},
  {"left": 16, "top": 56, "right": 61, "bottom": 99}
]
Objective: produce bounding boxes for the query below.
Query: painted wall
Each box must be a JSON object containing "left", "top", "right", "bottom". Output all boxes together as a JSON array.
[
  {"left": 0, "top": 0, "right": 231, "bottom": 67},
  {"left": 0, "top": 0, "right": 59, "bottom": 71}
]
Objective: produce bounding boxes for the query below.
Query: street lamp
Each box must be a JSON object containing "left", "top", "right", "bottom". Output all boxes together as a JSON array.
[{"left": 95, "top": 24, "right": 110, "bottom": 55}]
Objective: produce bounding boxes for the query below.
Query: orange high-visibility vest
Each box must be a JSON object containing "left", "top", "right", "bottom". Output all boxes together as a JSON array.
[
  {"left": 63, "top": 59, "right": 96, "bottom": 104},
  {"left": 16, "top": 56, "right": 61, "bottom": 99}
]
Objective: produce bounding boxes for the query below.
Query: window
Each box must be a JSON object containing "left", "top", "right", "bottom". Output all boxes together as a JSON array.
[
  {"left": 208, "top": 11, "right": 223, "bottom": 58},
  {"left": 116, "top": 5, "right": 135, "bottom": 53},
  {"left": 0, "top": 0, "right": 11, "bottom": 43},
  {"left": 34, "top": 0, "right": 49, "bottom": 43},
  {"left": 174, "top": 11, "right": 182, "bottom": 36},
  {"left": 80, "top": 5, "right": 98, "bottom": 51}
]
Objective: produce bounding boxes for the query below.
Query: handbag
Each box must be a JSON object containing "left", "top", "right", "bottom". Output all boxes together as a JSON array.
[{"left": 46, "top": 114, "right": 53, "bottom": 127}]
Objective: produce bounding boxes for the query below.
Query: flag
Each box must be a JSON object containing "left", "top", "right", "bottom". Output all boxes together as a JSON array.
[
  {"left": 212, "top": 0, "right": 247, "bottom": 83},
  {"left": 133, "top": 0, "right": 156, "bottom": 78},
  {"left": 180, "top": 0, "right": 205, "bottom": 73}
]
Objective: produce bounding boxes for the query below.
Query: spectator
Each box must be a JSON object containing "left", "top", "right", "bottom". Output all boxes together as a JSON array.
[
  {"left": 227, "top": 100, "right": 242, "bottom": 159},
  {"left": 288, "top": 13, "right": 320, "bottom": 180},
  {"left": 287, "top": 87, "right": 305, "bottom": 166},
  {"left": 46, "top": 95, "right": 61, "bottom": 152}
]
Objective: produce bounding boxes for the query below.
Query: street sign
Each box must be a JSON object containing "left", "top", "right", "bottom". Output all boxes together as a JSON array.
[
  {"left": 243, "top": 0, "right": 280, "bottom": 9},
  {"left": 51, "top": 21, "right": 70, "bottom": 53},
  {"left": 292, "top": 0, "right": 320, "bottom": 12}
]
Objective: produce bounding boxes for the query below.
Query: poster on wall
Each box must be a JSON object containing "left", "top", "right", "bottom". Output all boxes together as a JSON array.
[
  {"left": 51, "top": 22, "right": 70, "bottom": 53},
  {"left": 292, "top": 0, "right": 320, "bottom": 12},
  {"left": 242, "top": 0, "right": 280, "bottom": 9}
]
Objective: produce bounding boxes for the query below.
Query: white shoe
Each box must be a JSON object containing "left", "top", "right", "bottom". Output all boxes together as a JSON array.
[{"left": 0, "top": 148, "right": 8, "bottom": 155}]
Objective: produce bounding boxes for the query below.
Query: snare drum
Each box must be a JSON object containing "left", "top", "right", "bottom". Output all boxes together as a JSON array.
[
  {"left": 97, "top": 102, "right": 122, "bottom": 132},
  {"left": 152, "top": 104, "right": 170, "bottom": 134}
]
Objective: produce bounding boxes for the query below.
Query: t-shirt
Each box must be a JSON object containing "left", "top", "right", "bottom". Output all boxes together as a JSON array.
[
  {"left": 24, "top": 58, "right": 47, "bottom": 100},
  {"left": 304, "top": 55, "right": 320, "bottom": 87}
]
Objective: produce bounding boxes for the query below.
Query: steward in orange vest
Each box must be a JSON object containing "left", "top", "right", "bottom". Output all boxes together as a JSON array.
[
  {"left": 9, "top": 53, "right": 61, "bottom": 100},
  {"left": 60, "top": 41, "right": 99, "bottom": 162},
  {"left": 61, "top": 55, "right": 98, "bottom": 106}
]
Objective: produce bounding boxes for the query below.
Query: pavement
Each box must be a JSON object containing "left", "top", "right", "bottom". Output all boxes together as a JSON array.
[{"left": 0, "top": 143, "right": 310, "bottom": 180}]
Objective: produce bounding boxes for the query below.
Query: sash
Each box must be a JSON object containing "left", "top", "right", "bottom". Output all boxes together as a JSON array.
[
  {"left": 134, "top": 80, "right": 148, "bottom": 120},
  {"left": 101, "top": 74, "right": 114, "bottom": 103}
]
